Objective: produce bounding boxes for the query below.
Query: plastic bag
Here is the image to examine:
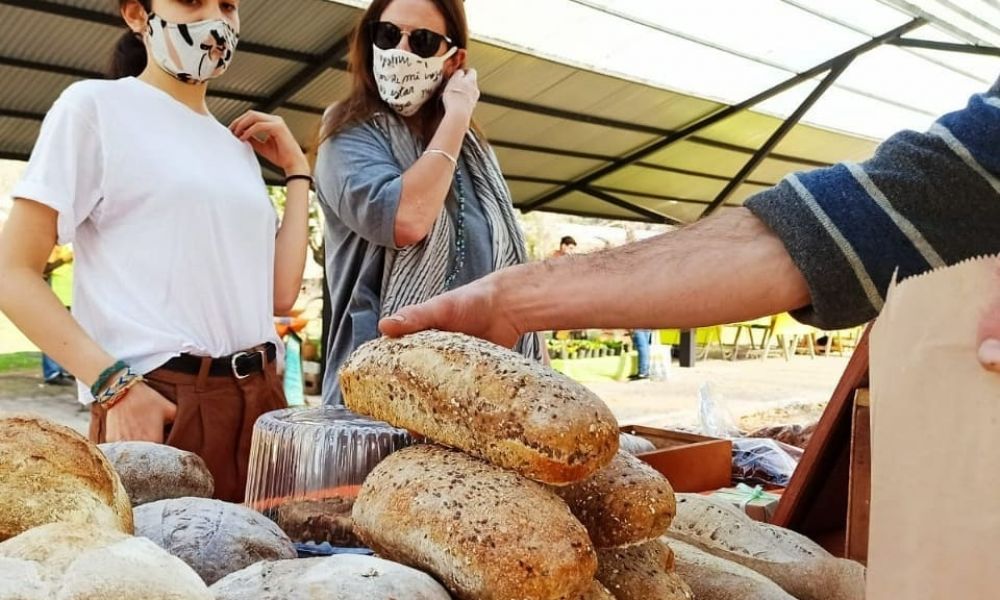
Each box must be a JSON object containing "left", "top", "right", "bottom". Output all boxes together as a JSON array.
[
  {"left": 698, "top": 382, "right": 741, "bottom": 438},
  {"left": 731, "top": 437, "right": 802, "bottom": 487}
]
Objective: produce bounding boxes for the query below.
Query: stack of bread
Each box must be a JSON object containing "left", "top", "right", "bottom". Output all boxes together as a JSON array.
[{"left": 339, "top": 330, "right": 691, "bottom": 600}]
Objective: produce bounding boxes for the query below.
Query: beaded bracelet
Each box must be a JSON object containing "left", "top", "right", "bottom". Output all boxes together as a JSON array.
[
  {"left": 94, "top": 368, "right": 141, "bottom": 406},
  {"left": 101, "top": 375, "right": 145, "bottom": 411},
  {"left": 90, "top": 360, "right": 128, "bottom": 398}
]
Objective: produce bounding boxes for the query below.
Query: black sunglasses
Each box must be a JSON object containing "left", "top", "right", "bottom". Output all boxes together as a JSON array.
[{"left": 370, "top": 21, "right": 454, "bottom": 59}]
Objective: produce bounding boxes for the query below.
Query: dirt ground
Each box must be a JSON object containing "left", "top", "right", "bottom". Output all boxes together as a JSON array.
[{"left": 0, "top": 353, "right": 850, "bottom": 435}]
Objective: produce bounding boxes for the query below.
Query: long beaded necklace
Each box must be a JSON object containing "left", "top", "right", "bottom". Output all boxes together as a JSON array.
[{"left": 443, "top": 161, "right": 468, "bottom": 290}]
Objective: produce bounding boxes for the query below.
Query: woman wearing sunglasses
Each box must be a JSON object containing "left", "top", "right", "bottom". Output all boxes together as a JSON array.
[
  {"left": 316, "top": 0, "right": 541, "bottom": 404},
  {"left": 0, "top": 0, "right": 310, "bottom": 501}
]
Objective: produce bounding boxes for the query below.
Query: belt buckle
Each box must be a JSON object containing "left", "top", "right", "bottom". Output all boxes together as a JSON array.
[{"left": 231, "top": 349, "right": 266, "bottom": 380}]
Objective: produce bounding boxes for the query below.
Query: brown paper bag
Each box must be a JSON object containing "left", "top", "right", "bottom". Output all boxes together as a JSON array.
[{"left": 868, "top": 255, "right": 1000, "bottom": 599}]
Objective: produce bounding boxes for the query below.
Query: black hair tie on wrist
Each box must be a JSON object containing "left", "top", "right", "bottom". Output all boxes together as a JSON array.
[{"left": 285, "top": 174, "right": 314, "bottom": 187}]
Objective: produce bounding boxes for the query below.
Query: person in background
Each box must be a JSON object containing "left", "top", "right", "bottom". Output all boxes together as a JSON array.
[
  {"left": 552, "top": 235, "right": 577, "bottom": 258},
  {"left": 314, "top": 0, "right": 541, "bottom": 405},
  {"left": 629, "top": 329, "right": 652, "bottom": 381},
  {"left": 41, "top": 245, "right": 74, "bottom": 385}
]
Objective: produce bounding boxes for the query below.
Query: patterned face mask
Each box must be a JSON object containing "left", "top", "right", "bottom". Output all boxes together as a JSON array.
[
  {"left": 372, "top": 45, "right": 458, "bottom": 117},
  {"left": 145, "top": 13, "right": 239, "bottom": 84}
]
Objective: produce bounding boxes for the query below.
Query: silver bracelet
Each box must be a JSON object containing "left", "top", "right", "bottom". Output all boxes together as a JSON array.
[{"left": 423, "top": 148, "right": 458, "bottom": 169}]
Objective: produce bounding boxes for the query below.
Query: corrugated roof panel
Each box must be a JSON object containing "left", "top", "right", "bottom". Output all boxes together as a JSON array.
[
  {"left": 774, "top": 125, "right": 879, "bottom": 163},
  {"left": 0, "top": 7, "right": 117, "bottom": 74},
  {"left": 219, "top": 53, "right": 302, "bottom": 98},
  {"left": 240, "top": 0, "right": 358, "bottom": 56},
  {"left": 274, "top": 107, "right": 323, "bottom": 148},
  {"left": 596, "top": 165, "right": 729, "bottom": 201},
  {"left": 206, "top": 98, "right": 254, "bottom": 124},
  {"left": 481, "top": 108, "right": 658, "bottom": 156},
  {"left": 508, "top": 181, "right": 559, "bottom": 205},
  {"left": 288, "top": 69, "right": 352, "bottom": 109},
  {"left": 644, "top": 141, "right": 752, "bottom": 178},
  {"left": 545, "top": 191, "right": 650, "bottom": 221},
  {"left": 478, "top": 53, "right": 578, "bottom": 102},
  {"left": 695, "top": 112, "right": 784, "bottom": 152},
  {"left": 781, "top": 0, "right": 912, "bottom": 35},
  {"left": 620, "top": 194, "right": 708, "bottom": 223},
  {"left": 0, "top": 66, "right": 79, "bottom": 114},
  {"left": 0, "top": 117, "right": 42, "bottom": 158},
  {"left": 494, "top": 146, "right": 602, "bottom": 181}
]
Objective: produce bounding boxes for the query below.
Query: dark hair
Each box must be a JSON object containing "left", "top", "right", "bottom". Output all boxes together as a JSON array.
[
  {"left": 109, "top": 0, "right": 151, "bottom": 79},
  {"left": 318, "top": 0, "right": 472, "bottom": 144},
  {"left": 560, "top": 236, "right": 577, "bottom": 247}
]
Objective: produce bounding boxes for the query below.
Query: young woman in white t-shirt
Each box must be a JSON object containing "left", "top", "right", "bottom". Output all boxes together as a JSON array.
[{"left": 0, "top": 0, "right": 310, "bottom": 501}]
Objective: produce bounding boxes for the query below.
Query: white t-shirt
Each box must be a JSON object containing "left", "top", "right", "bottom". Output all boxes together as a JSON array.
[{"left": 13, "top": 77, "right": 283, "bottom": 402}]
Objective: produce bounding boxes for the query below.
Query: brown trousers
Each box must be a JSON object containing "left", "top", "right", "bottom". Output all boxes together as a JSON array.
[{"left": 90, "top": 356, "right": 287, "bottom": 503}]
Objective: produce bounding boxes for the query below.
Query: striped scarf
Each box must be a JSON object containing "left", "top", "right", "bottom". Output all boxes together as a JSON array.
[{"left": 371, "top": 113, "right": 542, "bottom": 361}]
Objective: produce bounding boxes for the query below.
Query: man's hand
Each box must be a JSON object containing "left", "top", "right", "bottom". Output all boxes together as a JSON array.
[
  {"left": 979, "top": 260, "right": 1000, "bottom": 373},
  {"left": 105, "top": 383, "right": 177, "bottom": 443},
  {"left": 378, "top": 273, "right": 523, "bottom": 348}
]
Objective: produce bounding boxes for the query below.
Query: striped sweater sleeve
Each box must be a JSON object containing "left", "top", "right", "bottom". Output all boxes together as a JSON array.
[{"left": 745, "top": 76, "right": 1000, "bottom": 330}]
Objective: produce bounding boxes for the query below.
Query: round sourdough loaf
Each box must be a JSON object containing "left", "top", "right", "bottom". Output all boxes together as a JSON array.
[
  {"left": 99, "top": 441, "right": 214, "bottom": 505},
  {"left": 134, "top": 497, "right": 296, "bottom": 584},
  {"left": 210, "top": 555, "right": 452, "bottom": 600},
  {"left": 0, "top": 415, "right": 132, "bottom": 541},
  {"left": 0, "top": 522, "right": 212, "bottom": 599}
]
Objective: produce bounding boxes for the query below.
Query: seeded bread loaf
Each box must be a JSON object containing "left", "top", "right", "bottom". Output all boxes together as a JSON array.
[
  {"left": 99, "top": 441, "right": 214, "bottom": 505},
  {"left": 595, "top": 540, "right": 693, "bottom": 600},
  {"left": 669, "top": 494, "right": 865, "bottom": 600},
  {"left": 0, "top": 415, "right": 132, "bottom": 541},
  {"left": 555, "top": 450, "right": 675, "bottom": 548},
  {"left": 352, "top": 444, "right": 597, "bottom": 600},
  {"left": 340, "top": 331, "right": 619, "bottom": 485},
  {"left": 666, "top": 538, "right": 796, "bottom": 600}
]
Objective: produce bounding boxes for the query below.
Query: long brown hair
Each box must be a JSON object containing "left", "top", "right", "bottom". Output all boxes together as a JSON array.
[
  {"left": 318, "top": 0, "right": 471, "bottom": 145},
  {"left": 110, "top": 0, "right": 152, "bottom": 78}
]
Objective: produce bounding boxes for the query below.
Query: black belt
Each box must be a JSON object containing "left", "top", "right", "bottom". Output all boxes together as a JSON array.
[{"left": 160, "top": 343, "right": 276, "bottom": 379}]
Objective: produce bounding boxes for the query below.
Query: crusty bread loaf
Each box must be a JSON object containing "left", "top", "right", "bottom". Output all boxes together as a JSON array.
[
  {"left": 0, "top": 557, "right": 49, "bottom": 599},
  {"left": 340, "top": 331, "right": 619, "bottom": 484},
  {"left": 595, "top": 540, "right": 693, "bottom": 600},
  {"left": 352, "top": 444, "right": 597, "bottom": 600},
  {"left": 0, "top": 522, "right": 212, "bottom": 599},
  {"left": 666, "top": 538, "right": 796, "bottom": 600},
  {"left": 210, "top": 555, "right": 452, "bottom": 600},
  {"left": 99, "top": 441, "right": 214, "bottom": 505},
  {"left": 669, "top": 494, "right": 865, "bottom": 600},
  {"left": 0, "top": 415, "right": 132, "bottom": 541},
  {"left": 578, "top": 581, "right": 615, "bottom": 600},
  {"left": 135, "top": 497, "right": 297, "bottom": 584},
  {"left": 555, "top": 450, "right": 675, "bottom": 548}
]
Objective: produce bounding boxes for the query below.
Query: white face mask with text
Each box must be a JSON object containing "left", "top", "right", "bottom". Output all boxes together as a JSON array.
[{"left": 373, "top": 45, "right": 458, "bottom": 117}]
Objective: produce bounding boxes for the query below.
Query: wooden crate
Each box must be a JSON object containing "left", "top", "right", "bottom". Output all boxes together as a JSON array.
[{"left": 620, "top": 425, "right": 733, "bottom": 492}]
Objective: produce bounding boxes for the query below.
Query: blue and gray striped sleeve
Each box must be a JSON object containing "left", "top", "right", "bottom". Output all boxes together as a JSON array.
[{"left": 746, "top": 76, "right": 1000, "bottom": 330}]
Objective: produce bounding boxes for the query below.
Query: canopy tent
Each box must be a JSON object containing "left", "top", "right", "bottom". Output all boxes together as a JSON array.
[{"left": 0, "top": 0, "right": 996, "bottom": 225}]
